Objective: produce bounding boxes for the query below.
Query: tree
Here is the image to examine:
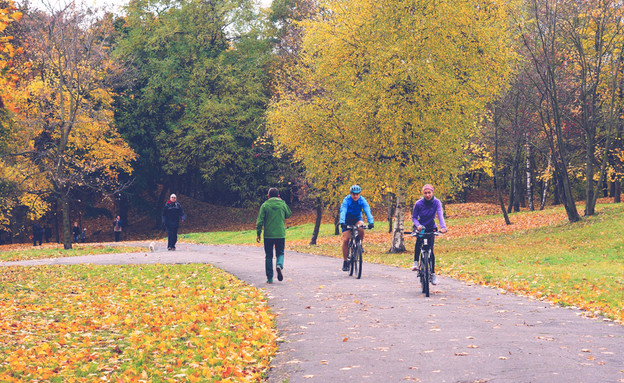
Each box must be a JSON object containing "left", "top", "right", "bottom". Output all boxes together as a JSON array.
[
  {"left": 269, "top": 0, "right": 518, "bottom": 251},
  {"left": 0, "top": 4, "right": 136, "bottom": 248},
  {"left": 114, "top": 0, "right": 276, "bottom": 209}
]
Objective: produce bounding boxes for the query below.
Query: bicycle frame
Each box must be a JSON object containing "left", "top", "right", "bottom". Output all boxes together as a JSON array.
[
  {"left": 410, "top": 230, "right": 440, "bottom": 297},
  {"left": 346, "top": 224, "right": 366, "bottom": 279}
]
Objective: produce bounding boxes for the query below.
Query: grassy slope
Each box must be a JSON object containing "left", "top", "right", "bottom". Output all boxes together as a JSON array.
[{"left": 183, "top": 202, "right": 624, "bottom": 323}]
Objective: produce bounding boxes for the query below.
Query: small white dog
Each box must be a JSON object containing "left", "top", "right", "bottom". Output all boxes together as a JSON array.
[{"left": 149, "top": 241, "right": 156, "bottom": 252}]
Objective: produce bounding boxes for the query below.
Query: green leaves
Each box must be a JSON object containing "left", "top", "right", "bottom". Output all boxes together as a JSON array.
[{"left": 115, "top": 0, "right": 275, "bottom": 205}]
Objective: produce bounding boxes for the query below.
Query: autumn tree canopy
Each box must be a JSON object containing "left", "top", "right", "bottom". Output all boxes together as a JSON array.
[
  {"left": 268, "top": 0, "right": 518, "bottom": 250},
  {"left": 0, "top": 4, "right": 137, "bottom": 247}
]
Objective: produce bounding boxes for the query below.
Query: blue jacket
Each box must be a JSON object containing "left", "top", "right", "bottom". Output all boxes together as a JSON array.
[{"left": 339, "top": 195, "right": 374, "bottom": 225}]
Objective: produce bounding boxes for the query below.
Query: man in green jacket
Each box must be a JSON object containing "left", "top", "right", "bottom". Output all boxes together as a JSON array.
[{"left": 257, "top": 188, "right": 292, "bottom": 283}]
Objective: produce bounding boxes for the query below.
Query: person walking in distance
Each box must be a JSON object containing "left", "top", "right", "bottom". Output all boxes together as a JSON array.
[
  {"left": 162, "top": 194, "right": 185, "bottom": 250},
  {"left": 113, "top": 216, "right": 123, "bottom": 242},
  {"left": 72, "top": 222, "right": 81, "bottom": 243},
  {"left": 256, "top": 188, "right": 291, "bottom": 283},
  {"left": 32, "top": 222, "right": 43, "bottom": 246}
]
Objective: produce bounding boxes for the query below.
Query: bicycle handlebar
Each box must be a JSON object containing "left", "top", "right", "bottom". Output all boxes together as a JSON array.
[
  {"left": 404, "top": 230, "right": 442, "bottom": 237},
  {"left": 346, "top": 224, "right": 368, "bottom": 230}
]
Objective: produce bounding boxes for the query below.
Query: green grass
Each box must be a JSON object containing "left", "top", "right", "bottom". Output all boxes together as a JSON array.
[
  {"left": 0, "top": 245, "right": 145, "bottom": 262},
  {"left": 180, "top": 223, "right": 339, "bottom": 245},
  {"left": 438, "top": 204, "right": 624, "bottom": 320}
]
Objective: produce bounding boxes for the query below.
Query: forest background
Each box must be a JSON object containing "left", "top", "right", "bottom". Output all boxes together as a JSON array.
[{"left": 1, "top": 0, "right": 623, "bottom": 250}]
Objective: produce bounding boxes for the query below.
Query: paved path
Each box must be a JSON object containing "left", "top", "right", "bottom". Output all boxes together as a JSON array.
[{"left": 2, "top": 242, "right": 623, "bottom": 383}]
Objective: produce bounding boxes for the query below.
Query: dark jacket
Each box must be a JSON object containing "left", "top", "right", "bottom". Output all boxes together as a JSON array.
[
  {"left": 162, "top": 201, "right": 186, "bottom": 228},
  {"left": 32, "top": 223, "right": 43, "bottom": 236}
]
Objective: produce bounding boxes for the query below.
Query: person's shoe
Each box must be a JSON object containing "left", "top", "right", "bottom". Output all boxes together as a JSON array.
[
  {"left": 411, "top": 262, "right": 419, "bottom": 271},
  {"left": 266, "top": 279, "right": 273, "bottom": 284},
  {"left": 276, "top": 265, "right": 283, "bottom": 281},
  {"left": 431, "top": 273, "right": 438, "bottom": 285},
  {"left": 342, "top": 261, "right": 349, "bottom": 271},
  {"left": 167, "top": 247, "right": 172, "bottom": 251},
  {"left": 172, "top": 246, "right": 176, "bottom": 251}
]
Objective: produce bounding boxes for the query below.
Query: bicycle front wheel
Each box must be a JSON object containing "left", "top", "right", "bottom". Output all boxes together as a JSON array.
[
  {"left": 349, "top": 244, "right": 356, "bottom": 276},
  {"left": 421, "top": 250, "right": 430, "bottom": 297},
  {"left": 355, "top": 244, "right": 363, "bottom": 279}
]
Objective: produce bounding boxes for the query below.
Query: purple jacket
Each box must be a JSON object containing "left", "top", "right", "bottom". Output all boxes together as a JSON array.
[{"left": 412, "top": 197, "right": 446, "bottom": 231}]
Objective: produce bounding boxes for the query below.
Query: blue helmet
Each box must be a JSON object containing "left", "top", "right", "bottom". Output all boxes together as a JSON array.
[{"left": 350, "top": 185, "right": 361, "bottom": 194}]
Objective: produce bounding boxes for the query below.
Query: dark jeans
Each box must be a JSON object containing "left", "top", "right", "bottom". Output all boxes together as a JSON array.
[
  {"left": 414, "top": 233, "right": 436, "bottom": 274},
  {"left": 114, "top": 231, "right": 121, "bottom": 242},
  {"left": 33, "top": 235, "right": 42, "bottom": 246},
  {"left": 167, "top": 226, "right": 179, "bottom": 249},
  {"left": 264, "top": 238, "right": 285, "bottom": 280}
]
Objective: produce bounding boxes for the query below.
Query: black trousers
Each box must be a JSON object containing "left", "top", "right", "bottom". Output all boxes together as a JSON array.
[
  {"left": 167, "top": 226, "right": 179, "bottom": 249},
  {"left": 263, "top": 238, "right": 285, "bottom": 280}
]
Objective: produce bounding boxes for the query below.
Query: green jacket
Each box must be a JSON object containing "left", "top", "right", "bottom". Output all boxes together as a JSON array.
[{"left": 256, "top": 197, "right": 292, "bottom": 239}]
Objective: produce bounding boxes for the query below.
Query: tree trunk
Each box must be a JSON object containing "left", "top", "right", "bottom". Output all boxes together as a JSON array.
[
  {"left": 387, "top": 193, "right": 396, "bottom": 234},
  {"left": 590, "top": 123, "right": 615, "bottom": 211},
  {"left": 507, "top": 137, "right": 522, "bottom": 213},
  {"left": 334, "top": 204, "right": 340, "bottom": 235},
  {"left": 60, "top": 196, "right": 72, "bottom": 249},
  {"left": 310, "top": 198, "right": 322, "bottom": 245},
  {"left": 507, "top": 165, "right": 515, "bottom": 213},
  {"left": 526, "top": 132, "right": 534, "bottom": 211},
  {"left": 584, "top": 127, "right": 596, "bottom": 216},
  {"left": 388, "top": 190, "right": 406, "bottom": 253},
  {"left": 540, "top": 153, "right": 552, "bottom": 210},
  {"left": 494, "top": 110, "right": 512, "bottom": 225},
  {"left": 615, "top": 181, "right": 622, "bottom": 203}
]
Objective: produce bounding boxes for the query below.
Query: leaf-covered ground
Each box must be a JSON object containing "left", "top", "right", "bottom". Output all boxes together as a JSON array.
[
  {"left": 0, "top": 264, "right": 276, "bottom": 382},
  {"left": 0, "top": 244, "right": 145, "bottom": 262}
]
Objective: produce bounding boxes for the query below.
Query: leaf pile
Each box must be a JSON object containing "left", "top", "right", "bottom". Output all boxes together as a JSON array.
[{"left": 0, "top": 264, "right": 277, "bottom": 382}]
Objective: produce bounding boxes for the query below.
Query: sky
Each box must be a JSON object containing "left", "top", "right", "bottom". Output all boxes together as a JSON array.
[{"left": 22, "top": 0, "right": 273, "bottom": 14}]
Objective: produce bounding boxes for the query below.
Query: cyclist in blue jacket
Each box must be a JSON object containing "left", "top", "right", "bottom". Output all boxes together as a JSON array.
[{"left": 339, "top": 185, "right": 374, "bottom": 271}]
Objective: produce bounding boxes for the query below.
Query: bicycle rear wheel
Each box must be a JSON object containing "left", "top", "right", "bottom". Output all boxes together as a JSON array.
[
  {"left": 355, "top": 244, "right": 363, "bottom": 279},
  {"left": 421, "top": 250, "right": 430, "bottom": 297}
]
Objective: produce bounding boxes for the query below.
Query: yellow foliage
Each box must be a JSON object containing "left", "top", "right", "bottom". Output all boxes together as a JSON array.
[{"left": 269, "top": 0, "right": 518, "bottom": 205}]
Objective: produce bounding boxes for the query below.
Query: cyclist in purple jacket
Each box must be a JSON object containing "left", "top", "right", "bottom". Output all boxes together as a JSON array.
[{"left": 411, "top": 184, "right": 447, "bottom": 285}]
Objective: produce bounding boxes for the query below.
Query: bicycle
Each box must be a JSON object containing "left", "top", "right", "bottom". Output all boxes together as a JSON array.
[
  {"left": 346, "top": 224, "right": 367, "bottom": 279},
  {"left": 407, "top": 229, "right": 441, "bottom": 297}
]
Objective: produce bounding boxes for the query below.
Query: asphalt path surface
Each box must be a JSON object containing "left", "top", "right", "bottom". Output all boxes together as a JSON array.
[{"left": 2, "top": 242, "right": 623, "bottom": 383}]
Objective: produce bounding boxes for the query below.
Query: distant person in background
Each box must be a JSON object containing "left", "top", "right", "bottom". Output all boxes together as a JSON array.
[
  {"left": 44, "top": 225, "right": 51, "bottom": 243},
  {"left": 256, "top": 187, "right": 291, "bottom": 284},
  {"left": 81, "top": 228, "right": 87, "bottom": 243},
  {"left": 72, "top": 222, "right": 81, "bottom": 243},
  {"left": 162, "top": 194, "right": 185, "bottom": 251},
  {"left": 32, "top": 223, "right": 43, "bottom": 246},
  {"left": 113, "top": 216, "right": 123, "bottom": 242}
]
